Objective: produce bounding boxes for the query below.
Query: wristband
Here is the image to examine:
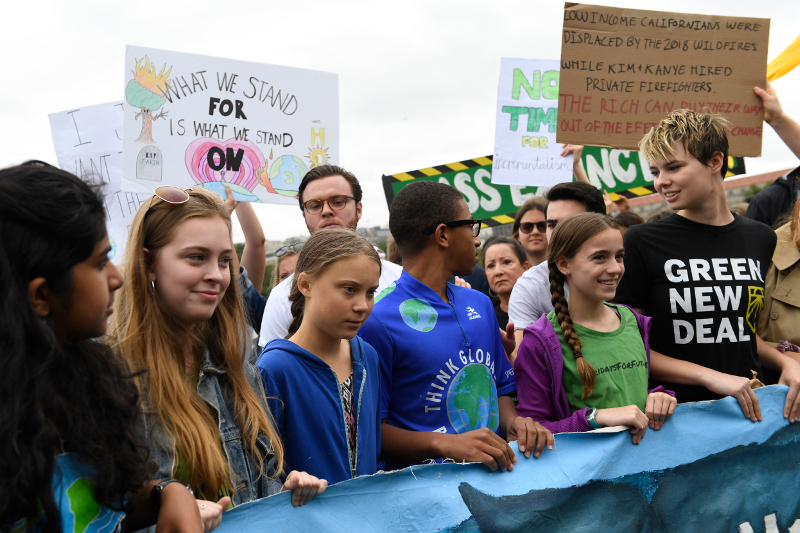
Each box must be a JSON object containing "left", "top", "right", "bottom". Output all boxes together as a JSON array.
[
  {"left": 585, "top": 407, "right": 602, "bottom": 430},
  {"left": 150, "top": 479, "right": 193, "bottom": 511}
]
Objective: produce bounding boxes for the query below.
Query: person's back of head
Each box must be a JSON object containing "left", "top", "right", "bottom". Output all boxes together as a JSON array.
[
  {"left": 0, "top": 161, "right": 148, "bottom": 531},
  {"left": 389, "top": 180, "right": 467, "bottom": 258},
  {"left": 646, "top": 208, "right": 673, "bottom": 223},
  {"left": 639, "top": 109, "right": 730, "bottom": 179},
  {"left": 614, "top": 211, "right": 645, "bottom": 229},
  {"left": 546, "top": 182, "right": 606, "bottom": 216}
]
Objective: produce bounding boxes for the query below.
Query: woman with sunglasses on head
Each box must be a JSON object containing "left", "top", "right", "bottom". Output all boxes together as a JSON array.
[
  {"left": 273, "top": 243, "right": 301, "bottom": 287},
  {"left": 512, "top": 197, "right": 549, "bottom": 268},
  {"left": 0, "top": 164, "right": 204, "bottom": 533},
  {"left": 108, "top": 186, "right": 327, "bottom": 517}
]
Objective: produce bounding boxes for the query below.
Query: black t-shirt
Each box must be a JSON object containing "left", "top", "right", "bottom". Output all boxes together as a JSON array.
[
  {"left": 494, "top": 303, "right": 509, "bottom": 330},
  {"left": 615, "top": 214, "right": 777, "bottom": 403}
]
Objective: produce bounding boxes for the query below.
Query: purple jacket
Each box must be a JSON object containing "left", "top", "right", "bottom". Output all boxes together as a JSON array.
[{"left": 514, "top": 306, "right": 674, "bottom": 434}]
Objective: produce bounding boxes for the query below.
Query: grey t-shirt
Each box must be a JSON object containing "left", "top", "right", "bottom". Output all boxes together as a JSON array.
[{"left": 508, "top": 260, "right": 569, "bottom": 329}]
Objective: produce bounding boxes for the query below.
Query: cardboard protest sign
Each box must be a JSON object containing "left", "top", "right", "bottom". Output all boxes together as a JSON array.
[
  {"left": 383, "top": 156, "right": 543, "bottom": 227},
  {"left": 557, "top": 4, "right": 769, "bottom": 156},
  {"left": 492, "top": 58, "right": 573, "bottom": 186},
  {"left": 216, "top": 386, "right": 798, "bottom": 532},
  {"left": 49, "top": 101, "right": 148, "bottom": 262},
  {"left": 122, "top": 46, "right": 338, "bottom": 204},
  {"left": 580, "top": 146, "right": 746, "bottom": 198}
]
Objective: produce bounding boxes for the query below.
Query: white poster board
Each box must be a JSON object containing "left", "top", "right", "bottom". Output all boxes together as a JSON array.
[
  {"left": 122, "top": 45, "right": 339, "bottom": 204},
  {"left": 49, "top": 101, "right": 148, "bottom": 262},
  {"left": 492, "top": 58, "right": 572, "bottom": 186}
]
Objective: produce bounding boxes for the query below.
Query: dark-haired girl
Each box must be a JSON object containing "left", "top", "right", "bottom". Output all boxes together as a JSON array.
[
  {"left": 0, "top": 163, "right": 203, "bottom": 533},
  {"left": 514, "top": 213, "right": 677, "bottom": 443}
]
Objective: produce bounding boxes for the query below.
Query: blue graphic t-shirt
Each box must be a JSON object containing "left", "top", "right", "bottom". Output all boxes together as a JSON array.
[
  {"left": 359, "top": 271, "right": 515, "bottom": 443},
  {"left": 11, "top": 454, "right": 126, "bottom": 533}
]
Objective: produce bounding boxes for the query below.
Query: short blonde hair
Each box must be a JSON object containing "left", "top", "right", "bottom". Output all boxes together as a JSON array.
[{"left": 639, "top": 109, "right": 731, "bottom": 178}]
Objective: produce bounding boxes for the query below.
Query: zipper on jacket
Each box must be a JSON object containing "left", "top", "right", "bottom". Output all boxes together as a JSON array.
[
  {"left": 332, "top": 369, "right": 355, "bottom": 479},
  {"left": 353, "top": 367, "right": 367, "bottom": 476}
]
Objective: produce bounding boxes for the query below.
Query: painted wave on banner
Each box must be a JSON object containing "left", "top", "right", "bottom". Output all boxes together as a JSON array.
[{"left": 215, "top": 386, "right": 797, "bottom": 532}]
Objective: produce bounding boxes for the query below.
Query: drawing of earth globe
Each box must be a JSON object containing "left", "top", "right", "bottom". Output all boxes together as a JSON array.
[
  {"left": 269, "top": 155, "right": 307, "bottom": 197},
  {"left": 108, "top": 237, "right": 117, "bottom": 260},
  {"left": 399, "top": 298, "right": 437, "bottom": 332},
  {"left": 203, "top": 181, "right": 261, "bottom": 202},
  {"left": 447, "top": 365, "right": 499, "bottom": 434}
]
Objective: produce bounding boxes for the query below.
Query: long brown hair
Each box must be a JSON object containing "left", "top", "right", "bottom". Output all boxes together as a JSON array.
[
  {"left": 109, "top": 188, "right": 283, "bottom": 495},
  {"left": 548, "top": 212, "right": 620, "bottom": 399},
  {"left": 288, "top": 229, "right": 381, "bottom": 336}
]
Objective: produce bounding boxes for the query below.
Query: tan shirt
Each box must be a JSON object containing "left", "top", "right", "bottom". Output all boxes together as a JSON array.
[{"left": 757, "top": 223, "right": 800, "bottom": 346}]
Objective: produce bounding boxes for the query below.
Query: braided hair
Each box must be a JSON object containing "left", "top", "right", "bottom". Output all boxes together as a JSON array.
[{"left": 548, "top": 212, "right": 620, "bottom": 399}]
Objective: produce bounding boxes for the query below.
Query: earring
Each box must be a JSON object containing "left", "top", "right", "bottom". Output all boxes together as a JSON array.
[{"left": 150, "top": 280, "right": 155, "bottom": 291}]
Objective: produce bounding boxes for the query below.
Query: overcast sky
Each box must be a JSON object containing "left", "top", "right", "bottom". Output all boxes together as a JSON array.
[{"left": 3, "top": 0, "right": 799, "bottom": 242}]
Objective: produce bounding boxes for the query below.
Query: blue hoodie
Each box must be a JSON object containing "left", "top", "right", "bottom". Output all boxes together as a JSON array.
[{"left": 256, "top": 336, "right": 381, "bottom": 485}]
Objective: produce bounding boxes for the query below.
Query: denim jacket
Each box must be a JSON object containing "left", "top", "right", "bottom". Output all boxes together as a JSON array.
[{"left": 138, "top": 348, "right": 282, "bottom": 506}]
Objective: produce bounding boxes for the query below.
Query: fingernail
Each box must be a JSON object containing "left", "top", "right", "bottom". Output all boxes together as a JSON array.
[
  {"left": 548, "top": 444, "right": 553, "bottom": 450},
  {"left": 519, "top": 445, "right": 525, "bottom": 451}
]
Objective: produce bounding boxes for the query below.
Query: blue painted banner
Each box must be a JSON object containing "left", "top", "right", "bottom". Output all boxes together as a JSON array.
[{"left": 217, "top": 386, "right": 799, "bottom": 532}]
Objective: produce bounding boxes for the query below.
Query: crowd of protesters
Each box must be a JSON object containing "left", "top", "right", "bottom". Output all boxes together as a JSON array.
[{"left": 3, "top": 80, "right": 800, "bottom": 533}]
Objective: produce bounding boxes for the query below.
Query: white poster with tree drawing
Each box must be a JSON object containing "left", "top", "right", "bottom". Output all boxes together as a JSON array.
[{"left": 121, "top": 45, "right": 339, "bottom": 204}]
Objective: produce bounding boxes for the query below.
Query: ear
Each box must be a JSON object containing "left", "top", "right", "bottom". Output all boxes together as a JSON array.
[
  {"left": 296, "top": 272, "right": 312, "bottom": 299},
  {"left": 555, "top": 256, "right": 571, "bottom": 277},
  {"left": 522, "top": 260, "right": 530, "bottom": 270},
  {"left": 356, "top": 201, "right": 363, "bottom": 221},
  {"left": 709, "top": 151, "right": 725, "bottom": 177},
  {"left": 143, "top": 248, "right": 155, "bottom": 281},
  {"left": 433, "top": 224, "right": 450, "bottom": 250},
  {"left": 28, "top": 277, "right": 51, "bottom": 318}
]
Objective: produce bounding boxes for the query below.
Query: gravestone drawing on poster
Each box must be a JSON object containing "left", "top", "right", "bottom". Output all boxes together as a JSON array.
[
  {"left": 49, "top": 101, "right": 148, "bottom": 262},
  {"left": 121, "top": 46, "right": 339, "bottom": 204}
]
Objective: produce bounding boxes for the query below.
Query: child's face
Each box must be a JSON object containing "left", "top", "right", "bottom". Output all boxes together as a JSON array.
[
  {"left": 649, "top": 142, "right": 721, "bottom": 211},
  {"left": 557, "top": 228, "right": 624, "bottom": 303},
  {"left": 49, "top": 234, "right": 123, "bottom": 341},
  {"left": 149, "top": 215, "right": 233, "bottom": 330},
  {"left": 301, "top": 255, "right": 381, "bottom": 339}
]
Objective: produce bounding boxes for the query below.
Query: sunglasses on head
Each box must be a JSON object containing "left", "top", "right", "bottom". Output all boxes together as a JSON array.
[
  {"left": 276, "top": 242, "right": 303, "bottom": 257},
  {"left": 146, "top": 185, "right": 199, "bottom": 212},
  {"left": 519, "top": 221, "right": 547, "bottom": 234}
]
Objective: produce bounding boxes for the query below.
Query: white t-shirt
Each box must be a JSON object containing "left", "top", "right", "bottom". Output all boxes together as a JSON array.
[
  {"left": 258, "top": 259, "right": 403, "bottom": 347},
  {"left": 507, "top": 260, "right": 569, "bottom": 329}
]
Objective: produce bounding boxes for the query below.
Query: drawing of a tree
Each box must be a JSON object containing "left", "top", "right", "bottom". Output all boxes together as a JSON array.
[{"left": 126, "top": 57, "right": 172, "bottom": 144}]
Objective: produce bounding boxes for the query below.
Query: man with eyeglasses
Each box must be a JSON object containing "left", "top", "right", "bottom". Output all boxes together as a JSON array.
[
  {"left": 258, "top": 165, "right": 403, "bottom": 347},
  {"left": 359, "top": 181, "right": 553, "bottom": 473},
  {"left": 506, "top": 182, "right": 606, "bottom": 363}
]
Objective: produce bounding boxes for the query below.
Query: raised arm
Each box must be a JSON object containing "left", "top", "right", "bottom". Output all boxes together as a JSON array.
[{"left": 754, "top": 81, "right": 800, "bottom": 159}]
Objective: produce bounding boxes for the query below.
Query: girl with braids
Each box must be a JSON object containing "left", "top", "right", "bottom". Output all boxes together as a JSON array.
[
  {"left": 514, "top": 213, "right": 677, "bottom": 443},
  {"left": 0, "top": 163, "right": 203, "bottom": 533},
  {"left": 108, "top": 186, "right": 326, "bottom": 511},
  {"left": 256, "top": 229, "right": 382, "bottom": 485}
]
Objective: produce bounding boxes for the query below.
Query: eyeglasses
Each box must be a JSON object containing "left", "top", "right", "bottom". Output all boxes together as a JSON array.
[
  {"left": 275, "top": 242, "right": 303, "bottom": 257},
  {"left": 147, "top": 185, "right": 197, "bottom": 211},
  {"left": 302, "top": 195, "right": 356, "bottom": 215},
  {"left": 519, "top": 221, "right": 547, "bottom": 234},
  {"left": 424, "top": 219, "right": 482, "bottom": 237}
]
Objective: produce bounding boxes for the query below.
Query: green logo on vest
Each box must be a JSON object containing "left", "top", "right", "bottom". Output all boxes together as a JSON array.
[{"left": 399, "top": 298, "right": 438, "bottom": 332}]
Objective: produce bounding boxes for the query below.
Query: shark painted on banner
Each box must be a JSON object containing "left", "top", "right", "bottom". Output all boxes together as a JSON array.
[{"left": 215, "top": 386, "right": 798, "bottom": 532}]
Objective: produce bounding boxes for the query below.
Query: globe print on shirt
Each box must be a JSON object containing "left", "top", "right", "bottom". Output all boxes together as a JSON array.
[
  {"left": 447, "top": 365, "right": 500, "bottom": 433},
  {"left": 399, "top": 298, "right": 438, "bottom": 332}
]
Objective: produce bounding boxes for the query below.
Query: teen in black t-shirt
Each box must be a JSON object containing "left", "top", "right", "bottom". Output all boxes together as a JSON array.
[{"left": 615, "top": 109, "right": 800, "bottom": 424}]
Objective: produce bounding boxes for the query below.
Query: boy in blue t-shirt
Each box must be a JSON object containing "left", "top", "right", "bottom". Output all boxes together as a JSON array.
[{"left": 359, "top": 181, "right": 553, "bottom": 471}]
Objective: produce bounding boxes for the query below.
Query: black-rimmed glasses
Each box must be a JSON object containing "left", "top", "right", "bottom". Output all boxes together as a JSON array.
[
  {"left": 424, "top": 219, "right": 482, "bottom": 237},
  {"left": 302, "top": 195, "right": 356, "bottom": 215}
]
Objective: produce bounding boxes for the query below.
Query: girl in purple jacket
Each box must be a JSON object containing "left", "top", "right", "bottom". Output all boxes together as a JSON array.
[{"left": 514, "top": 213, "right": 676, "bottom": 444}]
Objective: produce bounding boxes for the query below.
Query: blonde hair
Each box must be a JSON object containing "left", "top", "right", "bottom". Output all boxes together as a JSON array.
[
  {"left": 109, "top": 188, "right": 283, "bottom": 495},
  {"left": 548, "top": 213, "right": 619, "bottom": 399},
  {"left": 790, "top": 196, "right": 800, "bottom": 246},
  {"left": 639, "top": 109, "right": 731, "bottom": 178},
  {"left": 287, "top": 229, "right": 381, "bottom": 336}
]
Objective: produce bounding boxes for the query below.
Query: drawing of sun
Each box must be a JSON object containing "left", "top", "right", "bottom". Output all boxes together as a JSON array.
[{"left": 305, "top": 145, "right": 329, "bottom": 168}]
